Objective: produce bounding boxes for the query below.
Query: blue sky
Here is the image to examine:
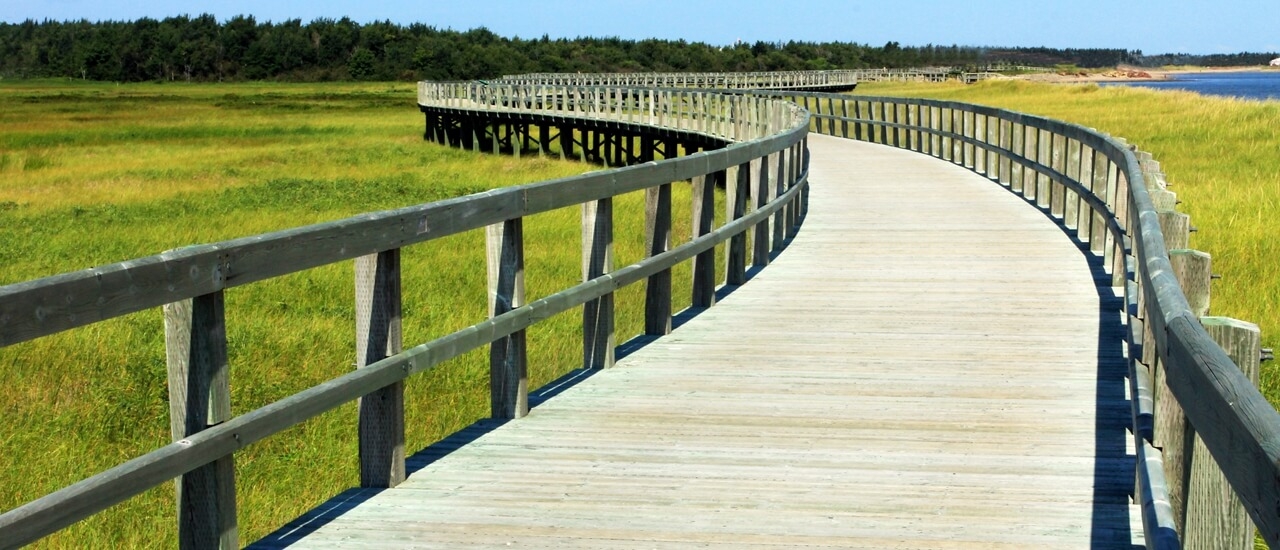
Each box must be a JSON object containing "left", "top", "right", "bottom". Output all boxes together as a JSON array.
[{"left": 4, "top": 0, "right": 1278, "bottom": 55}]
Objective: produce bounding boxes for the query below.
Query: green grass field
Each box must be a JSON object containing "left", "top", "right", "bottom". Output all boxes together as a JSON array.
[
  {"left": 0, "top": 80, "right": 722, "bottom": 547},
  {"left": 855, "top": 79, "right": 1280, "bottom": 406}
]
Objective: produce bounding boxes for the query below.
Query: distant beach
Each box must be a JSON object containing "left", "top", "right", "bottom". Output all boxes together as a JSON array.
[{"left": 1019, "top": 65, "right": 1280, "bottom": 84}]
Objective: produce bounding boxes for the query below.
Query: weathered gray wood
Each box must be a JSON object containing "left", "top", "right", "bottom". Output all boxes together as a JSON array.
[
  {"left": 1169, "top": 250, "right": 1211, "bottom": 318},
  {"left": 1164, "top": 314, "right": 1280, "bottom": 547},
  {"left": 1023, "top": 125, "right": 1039, "bottom": 201},
  {"left": 1184, "top": 318, "right": 1260, "bottom": 550},
  {"left": 644, "top": 184, "right": 673, "bottom": 335},
  {"left": 773, "top": 150, "right": 788, "bottom": 253},
  {"left": 753, "top": 155, "right": 772, "bottom": 267},
  {"left": 1062, "top": 138, "right": 1079, "bottom": 229},
  {"left": 582, "top": 198, "right": 615, "bottom": 369},
  {"left": 726, "top": 163, "right": 750, "bottom": 285},
  {"left": 1159, "top": 211, "right": 1191, "bottom": 251},
  {"left": 1155, "top": 350, "right": 1192, "bottom": 536},
  {"left": 164, "top": 292, "right": 238, "bottom": 550},
  {"left": 487, "top": 219, "right": 528, "bottom": 419},
  {"left": 692, "top": 172, "right": 719, "bottom": 308},
  {"left": 355, "top": 250, "right": 406, "bottom": 489},
  {"left": 1091, "top": 149, "right": 1110, "bottom": 256}
]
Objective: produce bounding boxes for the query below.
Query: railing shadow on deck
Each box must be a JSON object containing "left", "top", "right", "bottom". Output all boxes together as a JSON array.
[{"left": 984, "top": 184, "right": 1143, "bottom": 548}]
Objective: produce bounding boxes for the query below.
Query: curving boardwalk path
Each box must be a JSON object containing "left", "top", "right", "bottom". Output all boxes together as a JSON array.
[{"left": 255, "top": 135, "right": 1143, "bottom": 548}]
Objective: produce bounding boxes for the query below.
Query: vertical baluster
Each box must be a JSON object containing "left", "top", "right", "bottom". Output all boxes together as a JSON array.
[
  {"left": 726, "top": 162, "right": 750, "bottom": 285},
  {"left": 1185, "top": 318, "right": 1261, "bottom": 550},
  {"left": 354, "top": 249, "right": 405, "bottom": 488},
  {"left": 487, "top": 219, "right": 528, "bottom": 419},
  {"left": 773, "top": 148, "right": 788, "bottom": 253},
  {"left": 165, "top": 291, "right": 237, "bottom": 550},
  {"left": 692, "top": 170, "right": 720, "bottom": 308},
  {"left": 582, "top": 198, "right": 614, "bottom": 369},
  {"left": 645, "top": 183, "right": 673, "bottom": 334},
  {"left": 754, "top": 154, "right": 772, "bottom": 267}
]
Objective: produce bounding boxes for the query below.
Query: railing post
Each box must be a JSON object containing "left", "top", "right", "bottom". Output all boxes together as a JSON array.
[
  {"left": 997, "top": 119, "right": 1012, "bottom": 187},
  {"left": 1155, "top": 221, "right": 1199, "bottom": 535},
  {"left": 582, "top": 198, "right": 615, "bottom": 369},
  {"left": 726, "top": 162, "right": 750, "bottom": 285},
  {"left": 1049, "top": 133, "right": 1065, "bottom": 217},
  {"left": 645, "top": 183, "right": 673, "bottom": 334},
  {"left": 839, "top": 98, "right": 849, "bottom": 139},
  {"left": 1090, "top": 148, "right": 1111, "bottom": 255},
  {"left": 852, "top": 100, "right": 864, "bottom": 141},
  {"left": 773, "top": 149, "right": 788, "bottom": 253},
  {"left": 1185, "top": 317, "right": 1261, "bottom": 550},
  {"left": 692, "top": 170, "right": 719, "bottom": 307},
  {"left": 164, "top": 291, "right": 237, "bottom": 550},
  {"left": 1024, "top": 126, "right": 1040, "bottom": 203},
  {"left": 754, "top": 154, "right": 772, "bottom": 267},
  {"left": 354, "top": 249, "right": 406, "bottom": 488},
  {"left": 487, "top": 218, "right": 528, "bottom": 419}
]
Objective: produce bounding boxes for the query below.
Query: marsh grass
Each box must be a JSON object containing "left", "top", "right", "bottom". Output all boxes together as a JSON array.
[
  {"left": 0, "top": 80, "right": 723, "bottom": 547},
  {"left": 855, "top": 80, "right": 1280, "bottom": 406}
]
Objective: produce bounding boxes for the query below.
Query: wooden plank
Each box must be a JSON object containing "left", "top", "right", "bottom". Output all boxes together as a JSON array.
[
  {"left": 164, "top": 292, "right": 238, "bottom": 550},
  {"left": 355, "top": 250, "right": 406, "bottom": 488}
]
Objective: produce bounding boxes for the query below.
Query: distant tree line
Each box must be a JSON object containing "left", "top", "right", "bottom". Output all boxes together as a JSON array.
[{"left": 0, "top": 16, "right": 1274, "bottom": 82}]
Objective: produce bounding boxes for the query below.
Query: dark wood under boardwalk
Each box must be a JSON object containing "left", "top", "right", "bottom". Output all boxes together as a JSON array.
[{"left": 253, "top": 135, "right": 1143, "bottom": 548}]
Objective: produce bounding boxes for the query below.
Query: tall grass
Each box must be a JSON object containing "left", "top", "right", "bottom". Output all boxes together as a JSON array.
[
  {"left": 855, "top": 80, "right": 1280, "bottom": 406},
  {"left": 0, "top": 80, "right": 721, "bottom": 547}
]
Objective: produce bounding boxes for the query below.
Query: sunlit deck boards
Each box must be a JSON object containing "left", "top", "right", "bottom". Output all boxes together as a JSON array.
[{"left": 253, "top": 135, "right": 1143, "bottom": 549}]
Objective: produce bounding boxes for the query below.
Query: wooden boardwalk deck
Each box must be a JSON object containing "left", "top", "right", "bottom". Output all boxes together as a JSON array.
[{"left": 253, "top": 135, "right": 1143, "bottom": 549}]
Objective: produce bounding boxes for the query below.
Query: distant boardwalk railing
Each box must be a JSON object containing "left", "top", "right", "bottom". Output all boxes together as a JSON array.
[
  {"left": 0, "top": 75, "right": 810, "bottom": 548},
  {"left": 776, "top": 91, "right": 1279, "bottom": 549},
  {"left": 498, "top": 70, "right": 858, "bottom": 91}
]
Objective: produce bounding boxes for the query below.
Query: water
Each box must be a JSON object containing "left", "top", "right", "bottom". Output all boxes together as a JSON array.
[{"left": 1100, "top": 71, "right": 1280, "bottom": 101}]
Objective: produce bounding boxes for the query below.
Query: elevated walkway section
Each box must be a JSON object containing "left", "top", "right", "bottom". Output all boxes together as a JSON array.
[{"left": 255, "top": 135, "right": 1142, "bottom": 548}]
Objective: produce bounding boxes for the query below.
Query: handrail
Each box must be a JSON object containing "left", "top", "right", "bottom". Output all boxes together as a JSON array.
[
  {"left": 775, "top": 91, "right": 1280, "bottom": 549},
  {"left": 0, "top": 80, "right": 810, "bottom": 548},
  {"left": 496, "top": 70, "right": 858, "bottom": 90}
]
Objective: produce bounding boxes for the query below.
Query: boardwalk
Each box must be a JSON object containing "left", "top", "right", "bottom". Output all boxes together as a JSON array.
[{"left": 255, "top": 135, "right": 1142, "bottom": 548}]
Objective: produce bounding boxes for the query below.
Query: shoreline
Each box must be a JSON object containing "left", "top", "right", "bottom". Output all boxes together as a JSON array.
[{"left": 1020, "top": 65, "right": 1280, "bottom": 84}]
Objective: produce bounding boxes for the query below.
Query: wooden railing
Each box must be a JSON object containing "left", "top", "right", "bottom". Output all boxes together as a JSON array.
[
  {"left": 0, "top": 82, "right": 810, "bottom": 548},
  {"left": 776, "top": 91, "right": 1279, "bottom": 550},
  {"left": 497, "top": 70, "right": 858, "bottom": 90},
  {"left": 418, "top": 80, "right": 802, "bottom": 145}
]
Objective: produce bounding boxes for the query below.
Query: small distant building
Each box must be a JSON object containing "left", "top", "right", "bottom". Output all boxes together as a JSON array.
[{"left": 1272, "top": 58, "right": 1280, "bottom": 67}]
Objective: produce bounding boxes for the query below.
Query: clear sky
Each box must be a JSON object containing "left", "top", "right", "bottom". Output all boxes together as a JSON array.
[{"left": 3, "top": 0, "right": 1277, "bottom": 55}]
